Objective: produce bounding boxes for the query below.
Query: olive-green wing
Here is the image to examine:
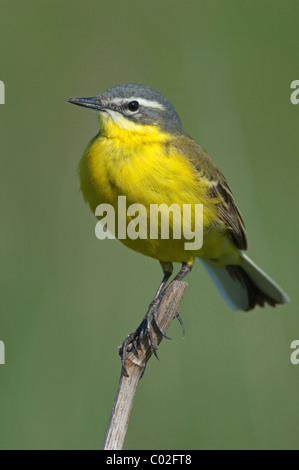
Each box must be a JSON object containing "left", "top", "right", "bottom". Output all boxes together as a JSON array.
[{"left": 170, "top": 134, "right": 247, "bottom": 250}]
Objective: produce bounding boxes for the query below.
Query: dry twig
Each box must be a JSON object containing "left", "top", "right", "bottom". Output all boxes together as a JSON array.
[{"left": 103, "top": 280, "right": 187, "bottom": 450}]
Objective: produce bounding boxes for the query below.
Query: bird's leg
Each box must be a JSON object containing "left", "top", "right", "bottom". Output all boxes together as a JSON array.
[
  {"left": 148, "top": 262, "right": 174, "bottom": 342},
  {"left": 151, "top": 262, "right": 193, "bottom": 345},
  {"left": 153, "top": 262, "right": 173, "bottom": 299},
  {"left": 120, "top": 262, "right": 194, "bottom": 375},
  {"left": 119, "top": 263, "right": 173, "bottom": 376},
  {"left": 153, "top": 262, "right": 193, "bottom": 342},
  {"left": 172, "top": 262, "right": 193, "bottom": 282}
]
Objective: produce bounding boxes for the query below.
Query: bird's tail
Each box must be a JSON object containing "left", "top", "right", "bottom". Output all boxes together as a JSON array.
[{"left": 199, "top": 253, "right": 290, "bottom": 311}]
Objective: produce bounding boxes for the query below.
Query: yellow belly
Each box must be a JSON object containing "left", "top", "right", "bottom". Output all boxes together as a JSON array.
[{"left": 79, "top": 123, "right": 240, "bottom": 266}]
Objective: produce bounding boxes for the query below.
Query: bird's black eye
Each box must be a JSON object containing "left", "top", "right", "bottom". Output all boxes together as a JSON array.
[{"left": 127, "top": 100, "right": 139, "bottom": 112}]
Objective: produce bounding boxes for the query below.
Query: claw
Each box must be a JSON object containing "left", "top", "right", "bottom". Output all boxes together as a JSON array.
[
  {"left": 147, "top": 296, "right": 172, "bottom": 340},
  {"left": 119, "top": 330, "right": 141, "bottom": 377},
  {"left": 176, "top": 312, "right": 185, "bottom": 338},
  {"left": 153, "top": 315, "right": 172, "bottom": 340},
  {"left": 146, "top": 325, "right": 159, "bottom": 359},
  {"left": 131, "top": 338, "right": 139, "bottom": 357}
]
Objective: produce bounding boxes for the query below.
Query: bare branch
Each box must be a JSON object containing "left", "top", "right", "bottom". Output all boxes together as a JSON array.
[{"left": 103, "top": 280, "right": 187, "bottom": 450}]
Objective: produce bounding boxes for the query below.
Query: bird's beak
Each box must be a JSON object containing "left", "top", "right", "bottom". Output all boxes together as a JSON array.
[{"left": 68, "top": 96, "right": 107, "bottom": 111}]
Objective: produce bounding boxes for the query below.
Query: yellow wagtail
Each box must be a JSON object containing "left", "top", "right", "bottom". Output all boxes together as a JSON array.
[{"left": 69, "top": 83, "right": 289, "bottom": 362}]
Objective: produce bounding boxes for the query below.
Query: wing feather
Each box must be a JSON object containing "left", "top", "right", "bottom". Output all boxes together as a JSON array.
[{"left": 170, "top": 134, "right": 247, "bottom": 250}]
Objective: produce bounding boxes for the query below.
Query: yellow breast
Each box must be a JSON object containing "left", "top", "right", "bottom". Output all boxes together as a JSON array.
[{"left": 79, "top": 115, "right": 231, "bottom": 263}]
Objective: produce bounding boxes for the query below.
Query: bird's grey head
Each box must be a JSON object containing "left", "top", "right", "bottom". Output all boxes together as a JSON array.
[{"left": 68, "top": 83, "right": 182, "bottom": 133}]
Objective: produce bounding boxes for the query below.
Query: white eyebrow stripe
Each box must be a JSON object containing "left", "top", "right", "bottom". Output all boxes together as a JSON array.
[{"left": 109, "top": 96, "right": 165, "bottom": 110}]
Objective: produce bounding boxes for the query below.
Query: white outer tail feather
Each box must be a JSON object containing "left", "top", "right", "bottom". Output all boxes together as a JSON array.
[{"left": 200, "top": 253, "right": 290, "bottom": 311}]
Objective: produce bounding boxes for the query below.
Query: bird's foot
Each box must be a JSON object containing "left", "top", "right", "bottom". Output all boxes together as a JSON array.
[{"left": 119, "top": 294, "right": 172, "bottom": 377}]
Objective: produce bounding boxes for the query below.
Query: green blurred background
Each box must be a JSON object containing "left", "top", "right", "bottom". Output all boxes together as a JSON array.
[{"left": 0, "top": 0, "right": 299, "bottom": 450}]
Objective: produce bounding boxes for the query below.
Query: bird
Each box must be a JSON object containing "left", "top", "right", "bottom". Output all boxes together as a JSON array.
[{"left": 68, "top": 83, "right": 289, "bottom": 363}]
